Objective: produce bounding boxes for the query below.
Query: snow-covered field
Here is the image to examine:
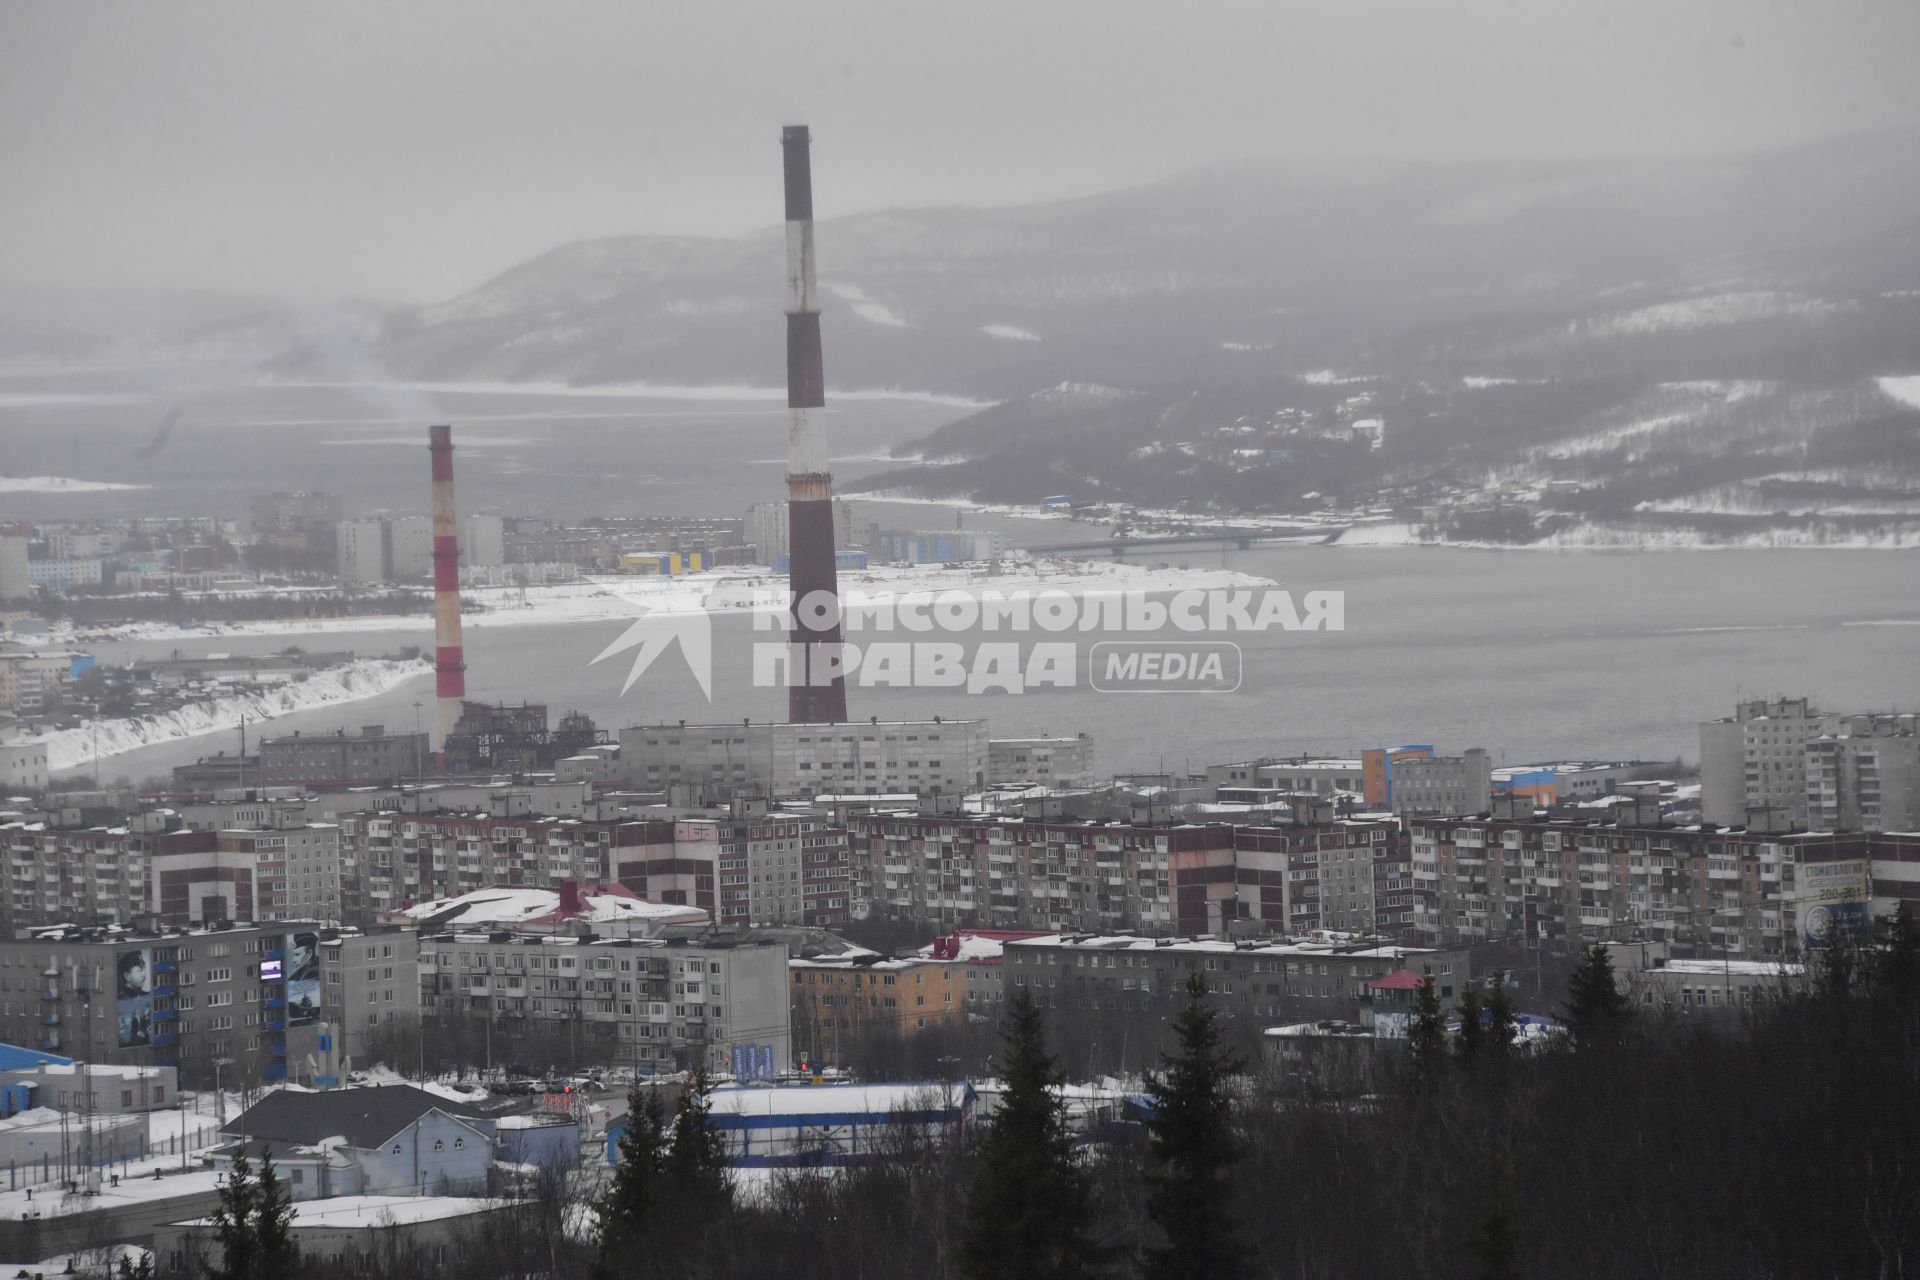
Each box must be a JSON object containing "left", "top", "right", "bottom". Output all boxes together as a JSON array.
[
  {"left": 1331, "top": 519, "right": 1920, "bottom": 551},
  {"left": 0, "top": 475, "right": 150, "bottom": 494},
  {"left": 37, "top": 559, "right": 1277, "bottom": 655},
  {"left": 25, "top": 658, "right": 430, "bottom": 770}
]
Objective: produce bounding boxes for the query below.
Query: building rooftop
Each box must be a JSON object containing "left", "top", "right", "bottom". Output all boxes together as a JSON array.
[
  {"left": 395, "top": 882, "right": 705, "bottom": 932},
  {"left": 226, "top": 1085, "right": 489, "bottom": 1152},
  {"left": 1004, "top": 933, "right": 1435, "bottom": 960}
]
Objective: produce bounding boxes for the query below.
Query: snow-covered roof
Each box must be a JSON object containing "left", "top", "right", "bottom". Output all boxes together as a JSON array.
[
  {"left": 398, "top": 884, "right": 705, "bottom": 930},
  {"left": 1005, "top": 933, "right": 1434, "bottom": 960},
  {"left": 706, "top": 1083, "right": 969, "bottom": 1119},
  {"left": 1655, "top": 959, "right": 1803, "bottom": 978},
  {"left": 176, "top": 1195, "right": 511, "bottom": 1230}
]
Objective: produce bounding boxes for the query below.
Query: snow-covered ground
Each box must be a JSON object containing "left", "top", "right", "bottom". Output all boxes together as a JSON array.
[
  {"left": 1331, "top": 519, "right": 1920, "bottom": 551},
  {"left": 0, "top": 475, "right": 150, "bottom": 494},
  {"left": 38, "top": 559, "right": 1278, "bottom": 652},
  {"left": 825, "top": 283, "right": 912, "bottom": 329},
  {"left": 981, "top": 323, "right": 1040, "bottom": 342},
  {"left": 1879, "top": 374, "right": 1920, "bottom": 410},
  {"left": 23, "top": 658, "right": 430, "bottom": 770},
  {"left": 263, "top": 376, "right": 985, "bottom": 409}
]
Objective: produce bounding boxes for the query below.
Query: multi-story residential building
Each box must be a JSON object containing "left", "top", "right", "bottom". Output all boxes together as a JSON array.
[
  {"left": 789, "top": 951, "right": 968, "bottom": 1061},
  {"left": 338, "top": 812, "right": 715, "bottom": 923},
  {"left": 0, "top": 536, "right": 30, "bottom": 602},
  {"left": 1406, "top": 811, "right": 1886, "bottom": 957},
  {"left": 28, "top": 558, "right": 104, "bottom": 588},
  {"left": 850, "top": 813, "right": 1405, "bottom": 939},
  {"left": 335, "top": 520, "right": 386, "bottom": 583},
  {"left": 250, "top": 492, "right": 343, "bottom": 538},
  {"left": 0, "top": 650, "right": 93, "bottom": 715},
  {"left": 217, "top": 824, "right": 345, "bottom": 922},
  {"left": 1700, "top": 698, "right": 1920, "bottom": 829},
  {"left": 1804, "top": 728, "right": 1920, "bottom": 833},
  {"left": 988, "top": 735, "right": 1095, "bottom": 787},
  {"left": 675, "top": 810, "right": 852, "bottom": 929},
  {"left": 744, "top": 498, "right": 867, "bottom": 563},
  {"left": 0, "top": 921, "right": 416, "bottom": 1086},
  {"left": 0, "top": 819, "right": 171, "bottom": 932},
  {"left": 1000, "top": 933, "right": 1472, "bottom": 1023},
  {"left": 417, "top": 931, "right": 789, "bottom": 1075},
  {"left": 257, "top": 725, "right": 428, "bottom": 789},
  {"left": 616, "top": 719, "right": 990, "bottom": 801},
  {"left": 1, "top": 742, "right": 47, "bottom": 792}
]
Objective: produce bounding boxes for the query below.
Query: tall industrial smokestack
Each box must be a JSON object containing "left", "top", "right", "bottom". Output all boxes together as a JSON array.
[
  {"left": 428, "top": 424, "right": 466, "bottom": 766},
  {"left": 782, "top": 124, "right": 847, "bottom": 724}
]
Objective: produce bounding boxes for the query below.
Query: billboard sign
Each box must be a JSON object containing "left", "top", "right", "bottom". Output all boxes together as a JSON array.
[
  {"left": 287, "top": 931, "right": 321, "bottom": 1024},
  {"left": 1798, "top": 859, "right": 1870, "bottom": 948},
  {"left": 116, "top": 948, "right": 152, "bottom": 1047},
  {"left": 755, "top": 1043, "right": 775, "bottom": 1080}
]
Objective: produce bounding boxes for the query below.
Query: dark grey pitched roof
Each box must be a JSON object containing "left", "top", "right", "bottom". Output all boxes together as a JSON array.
[{"left": 225, "top": 1084, "right": 490, "bottom": 1151}]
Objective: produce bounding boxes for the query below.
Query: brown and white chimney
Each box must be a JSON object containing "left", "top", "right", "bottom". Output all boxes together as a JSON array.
[{"left": 782, "top": 124, "right": 848, "bottom": 724}]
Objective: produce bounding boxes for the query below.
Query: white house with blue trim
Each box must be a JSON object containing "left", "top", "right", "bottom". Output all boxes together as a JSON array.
[{"left": 607, "top": 1082, "right": 974, "bottom": 1169}]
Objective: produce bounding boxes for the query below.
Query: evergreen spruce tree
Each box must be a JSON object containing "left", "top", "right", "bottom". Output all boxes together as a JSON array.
[
  {"left": 207, "top": 1152, "right": 258, "bottom": 1280},
  {"left": 1484, "top": 971, "right": 1518, "bottom": 1063},
  {"left": 251, "top": 1152, "right": 297, "bottom": 1280},
  {"left": 1470, "top": 1152, "right": 1523, "bottom": 1280},
  {"left": 1406, "top": 967, "right": 1448, "bottom": 1074},
  {"left": 1142, "top": 975, "right": 1250, "bottom": 1280},
  {"left": 1454, "top": 983, "right": 1486, "bottom": 1062},
  {"left": 592, "top": 1088, "right": 669, "bottom": 1280},
  {"left": 1561, "top": 944, "right": 1629, "bottom": 1050},
  {"left": 205, "top": 1149, "right": 297, "bottom": 1280},
  {"left": 664, "top": 1065, "right": 731, "bottom": 1216},
  {"left": 1875, "top": 902, "right": 1918, "bottom": 1003},
  {"left": 960, "top": 990, "right": 1112, "bottom": 1280}
]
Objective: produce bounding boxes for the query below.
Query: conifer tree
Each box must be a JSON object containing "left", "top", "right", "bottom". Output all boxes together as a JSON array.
[
  {"left": 664, "top": 1065, "right": 731, "bottom": 1217},
  {"left": 1471, "top": 1151, "right": 1523, "bottom": 1280},
  {"left": 1406, "top": 967, "right": 1448, "bottom": 1073},
  {"left": 593, "top": 1088, "right": 669, "bottom": 1280},
  {"left": 207, "top": 1152, "right": 257, "bottom": 1280},
  {"left": 960, "top": 990, "right": 1112, "bottom": 1280},
  {"left": 1142, "top": 975, "right": 1249, "bottom": 1280},
  {"left": 1484, "top": 971, "right": 1518, "bottom": 1062},
  {"left": 1454, "top": 983, "right": 1486, "bottom": 1062},
  {"left": 251, "top": 1153, "right": 297, "bottom": 1279},
  {"left": 1562, "top": 944, "right": 1629, "bottom": 1050},
  {"left": 1875, "top": 902, "right": 1918, "bottom": 1003},
  {"left": 206, "top": 1149, "right": 297, "bottom": 1280}
]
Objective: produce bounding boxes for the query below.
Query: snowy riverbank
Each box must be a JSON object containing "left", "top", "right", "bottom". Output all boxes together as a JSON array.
[
  {"left": 23, "top": 657, "right": 430, "bottom": 772},
  {"left": 38, "top": 557, "right": 1279, "bottom": 648},
  {"left": 1330, "top": 520, "right": 1920, "bottom": 551}
]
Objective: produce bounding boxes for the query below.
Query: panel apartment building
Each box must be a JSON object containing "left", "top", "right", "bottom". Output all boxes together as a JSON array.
[
  {"left": 1700, "top": 698, "right": 1920, "bottom": 830},
  {"left": 1407, "top": 806, "right": 1901, "bottom": 957},
  {"left": 0, "top": 921, "right": 416, "bottom": 1086},
  {"left": 1000, "top": 933, "right": 1473, "bottom": 1024},
  {"left": 674, "top": 811, "right": 853, "bottom": 929},
  {"left": 848, "top": 813, "right": 1406, "bottom": 939},
  {"left": 418, "top": 931, "right": 789, "bottom": 1076},
  {"left": 616, "top": 719, "right": 990, "bottom": 801}
]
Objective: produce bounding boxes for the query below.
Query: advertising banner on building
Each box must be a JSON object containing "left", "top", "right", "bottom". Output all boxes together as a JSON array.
[
  {"left": 116, "top": 947, "right": 152, "bottom": 1047},
  {"left": 287, "top": 931, "right": 321, "bottom": 1024},
  {"left": 1798, "top": 859, "right": 1870, "bottom": 947}
]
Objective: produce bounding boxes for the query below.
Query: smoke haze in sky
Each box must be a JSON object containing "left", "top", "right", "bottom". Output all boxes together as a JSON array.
[{"left": 2, "top": 0, "right": 1916, "bottom": 301}]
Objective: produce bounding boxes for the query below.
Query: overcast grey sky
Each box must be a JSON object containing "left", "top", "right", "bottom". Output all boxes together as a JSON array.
[{"left": 3, "top": 0, "right": 1916, "bottom": 303}]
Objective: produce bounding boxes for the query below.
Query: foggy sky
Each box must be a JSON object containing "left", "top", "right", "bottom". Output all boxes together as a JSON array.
[{"left": 3, "top": 0, "right": 1916, "bottom": 304}]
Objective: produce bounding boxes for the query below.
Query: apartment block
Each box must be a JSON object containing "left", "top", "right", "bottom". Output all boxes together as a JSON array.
[
  {"left": 1700, "top": 698, "right": 1920, "bottom": 829},
  {"left": 1407, "top": 814, "right": 1884, "bottom": 957},
  {"left": 0, "top": 921, "right": 416, "bottom": 1086},
  {"left": 789, "top": 951, "right": 968, "bottom": 1062},
  {"left": 674, "top": 811, "right": 852, "bottom": 929},
  {"left": 339, "top": 812, "right": 715, "bottom": 923},
  {"left": 616, "top": 719, "right": 989, "bottom": 800},
  {"left": 217, "top": 824, "right": 345, "bottom": 922},
  {"left": 999, "top": 933, "right": 1473, "bottom": 1023},
  {"left": 417, "top": 931, "right": 789, "bottom": 1075},
  {"left": 988, "top": 735, "right": 1095, "bottom": 786}
]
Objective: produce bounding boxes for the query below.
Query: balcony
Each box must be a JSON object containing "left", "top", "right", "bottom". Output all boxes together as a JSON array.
[
  {"left": 153, "top": 1008, "right": 177, "bottom": 1022},
  {"left": 40, "top": 989, "right": 56, "bottom": 1002},
  {"left": 40, "top": 1012, "right": 58, "bottom": 1026},
  {"left": 265, "top": 997, "right": 288, "bottom": 1010},
  {"left": 151, "top": 1033, "right": 174, "bottom": 1048},
  {"left": 152, "top": 960, "right": 176, "bottom": 973},
  {"left": 265, "top": 1019, "right": 287, "bottom": 1033},
  {"left": 152, "top": 984, "right": 175, "bottom": 998}
]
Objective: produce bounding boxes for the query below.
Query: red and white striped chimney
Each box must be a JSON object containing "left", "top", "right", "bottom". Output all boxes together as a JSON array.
[
  {"left": 782, "top": 124, "right": 848, "bottom": 724},
  {"left": 428, "top": 424, "right": 466, "bottom": 766}
]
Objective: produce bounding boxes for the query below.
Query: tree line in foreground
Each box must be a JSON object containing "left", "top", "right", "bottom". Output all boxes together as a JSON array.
[{"left": 199, "top": 915, "right": 1920, "bottom": 1280}]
